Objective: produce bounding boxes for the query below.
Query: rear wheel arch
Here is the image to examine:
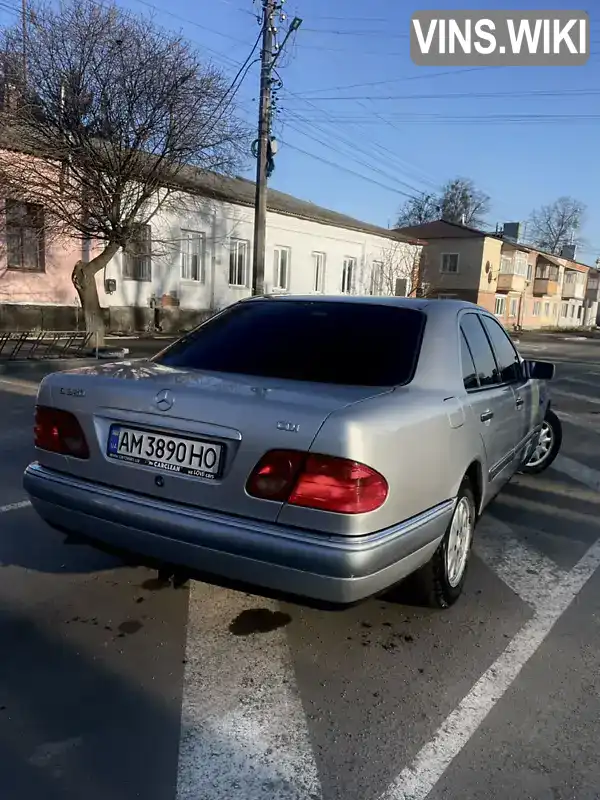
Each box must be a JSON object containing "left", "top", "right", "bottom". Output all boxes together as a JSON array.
[{"left": 464, "top": 460, "right": 483, "bottom": 516}]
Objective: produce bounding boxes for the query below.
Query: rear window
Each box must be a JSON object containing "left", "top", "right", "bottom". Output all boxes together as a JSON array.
[{"left": 154, "top": 300, "right": 426, "bottom": 387}]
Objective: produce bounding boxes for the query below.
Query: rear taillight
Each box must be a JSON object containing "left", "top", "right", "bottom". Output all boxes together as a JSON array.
[
  {"left": 246, "top": 450, "right": 388, "bottom": 514},
  {"left": 34, "top": 406, "right": 90, "bottom": 459}
]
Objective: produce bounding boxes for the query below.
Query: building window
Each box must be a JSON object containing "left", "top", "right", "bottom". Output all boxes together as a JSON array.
[
  {"left": 494, "top": 295, "right": 506, "bottom": 316},
  {"left": 312, "top": 251, "right": 325, "bottom": 292},
  {"left": 509, "top": 298, "right": 518, "bottom": 317},
  {"left": 514, "top": 253, "right": 528, "bottom": 276},
  {"left": 544, "top": 302, "right": 550, "bottom": 317},
  {"left": 341, "top": 257, "right": 356, "bottom": 294},
  {"left": 123, "top": 224, "right": 152, "bottom": 281},
  {"left": 588, "top": 277, "right": 598, "bottom": 290},
  {"left": 229, "top": 238, "right": 249, "bottom": 287},
  {"left": 565, "top": 271, "right": 576, "bottom": 284},
  {"left": 526, "top": 263, "right": 533, "bottom": 281},
  {"left": 532, "top": 301, "right": 541, "bottom": 316},
  {"left": 561, "top": 302, "right": 568, "bottom": 317},
  {"left": 570, "top": 305, "right": 575, "bottom": 318},
  {"left": 273, "top": 246, "right": 291, "bottom": 290},
  {"left": 499, "top": 255, "right": 513, "bottom": 274},
  {"left": 5, "top": 199, "right": 45, "bottom": 272},
  {"left": 181, "top": 230, "right": 205, "bottom": 283},
  {"left": 440, "top": 253, "right": 459, "bottom": 273},
  {"left": 370, "top": 261, "right": 384, "bottom": 295}
]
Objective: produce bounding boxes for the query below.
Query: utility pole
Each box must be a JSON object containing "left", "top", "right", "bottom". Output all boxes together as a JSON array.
[
  {"left": 251, "top": 3, "right": 302, "bottom": 296},
  {"left": 251, "top": 0, "right": 276, "bottom": 297}
]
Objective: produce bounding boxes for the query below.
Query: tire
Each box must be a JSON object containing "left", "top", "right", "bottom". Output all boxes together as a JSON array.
[
  {"left": 521, "top": 408, "right": 562, "bottom": 475},
  {"left": 410, "top": 478, "right": 477, "bottom": 609}
]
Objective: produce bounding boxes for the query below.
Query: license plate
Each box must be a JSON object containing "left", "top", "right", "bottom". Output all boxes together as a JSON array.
[{"left": 107, "top": 425, "right": 223, "bottom": 479}]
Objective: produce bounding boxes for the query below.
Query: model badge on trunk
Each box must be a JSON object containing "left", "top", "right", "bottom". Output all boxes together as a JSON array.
[{"left": 277, "top": 421, "right": 299, "bottom": 432}]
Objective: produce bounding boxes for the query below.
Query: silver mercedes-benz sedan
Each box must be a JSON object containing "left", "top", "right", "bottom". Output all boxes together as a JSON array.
[{"left": 23, "top": 296, "right": 554, "bottom": 608}]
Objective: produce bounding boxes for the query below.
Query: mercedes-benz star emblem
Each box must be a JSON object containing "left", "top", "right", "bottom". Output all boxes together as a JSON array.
[{"left": 155, "top": 389, "right": 174, "bottom": 412}]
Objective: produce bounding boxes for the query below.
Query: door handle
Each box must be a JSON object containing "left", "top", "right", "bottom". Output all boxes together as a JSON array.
[
  {"left": 515, "top": 397, "right": 524, "bottom": 409},
  {"left": 480, "top": 410, "right": 494, "bottom": 422}
]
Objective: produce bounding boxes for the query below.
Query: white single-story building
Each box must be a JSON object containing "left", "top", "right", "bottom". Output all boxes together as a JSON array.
[
  {"left": 96, "top": 170, "right": 424, "bottom": 332},
  {"left": 1, "top": 152, "right": 423, "bottom": 332}
]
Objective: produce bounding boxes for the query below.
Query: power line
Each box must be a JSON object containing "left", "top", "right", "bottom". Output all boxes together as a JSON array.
[
  {"left": 277, "top": 138, "right": 422, "bottom": 199},
  {"left": 298, "top": 66, "right": 503, "bottom": 96},
  {"left": 286, "top": 114, "right": 600, "bottom": 125},
  {"left": 303, "top": 27, "right": 408, "bottom": 38},
  {"left": 127, "top": 0, "right": 256, "bottom": 47},
  {"left": 281, "top": 112, "right": 432, "bottom": 198},
  {"left": 278, "top": 88, "right": 442, "bottom": 194},
  {"left": 291, "top": 88, "right": 600, "bottom": 102}
]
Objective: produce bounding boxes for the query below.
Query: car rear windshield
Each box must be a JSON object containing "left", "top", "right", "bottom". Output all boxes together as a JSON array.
[{"left": 154, "top": 300, "right": 426, "bottom": 387}]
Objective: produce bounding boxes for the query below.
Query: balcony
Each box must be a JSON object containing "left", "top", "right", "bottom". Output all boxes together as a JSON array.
[
  {"left": 533, "top": 277, "right": 560, "bottom": 296},
  {"left": 496, "top": 272, "right": 526, "bottom": 293},
  {"left": 561, "top": 281, "right": 585, "bottom": 300}
]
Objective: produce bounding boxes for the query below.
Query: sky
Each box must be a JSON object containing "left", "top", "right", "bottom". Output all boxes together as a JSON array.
[{"left": 1, "top": 0, "right": 599, "bottom": 264}]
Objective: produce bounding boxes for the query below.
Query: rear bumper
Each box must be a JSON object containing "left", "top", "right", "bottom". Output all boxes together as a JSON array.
[{"left": 23, "top": 463, "right": 452, "bottom": 605}]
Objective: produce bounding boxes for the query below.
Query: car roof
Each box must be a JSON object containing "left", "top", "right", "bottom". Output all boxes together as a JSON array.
[{"left": 242, "top": 294, "right": 482, "bottom": 315}]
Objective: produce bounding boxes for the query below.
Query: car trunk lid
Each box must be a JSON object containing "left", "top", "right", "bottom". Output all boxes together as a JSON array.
[{"left": 41, "top": 360, "right": 392, "bottom": 521}]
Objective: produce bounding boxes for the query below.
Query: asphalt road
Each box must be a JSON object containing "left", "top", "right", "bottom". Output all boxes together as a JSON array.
[{"left": 1, "top": 336, "right": 600, "bottom": 800}]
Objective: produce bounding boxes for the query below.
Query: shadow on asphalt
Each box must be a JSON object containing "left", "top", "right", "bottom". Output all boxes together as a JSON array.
[
  {"left": 0, "top": 584, "right": 331, "bottom": 800},
  {"left": 0, "top": 581, "right": 189, "bottom": 800},
  {"left": 0, "top": 510, "right": 126, "bottom": 575}
]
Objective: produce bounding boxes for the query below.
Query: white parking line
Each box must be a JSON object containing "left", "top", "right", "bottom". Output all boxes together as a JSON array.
[
  {"left": 552, "top": 388, "right": 600, "bottom": 406},
  {"left": 0, "top": 500, "right": 31, "bottom": 514},
  {"left": 556, "top": 375, "right": 600, "bottom": 391},
  {"left": 176, "top": 584, "right": 322, "bottom": 800},
  {"left": 553, "top": 454, "right": 600, "bottom": 493},
  {"left": 378, "top": 535, "right": 600, "bottom": 800},
  {"left": 0, "top": 378, "right": 39, "bottom": 397},
  {"left": 475, "top": 516, "right": 565, "bottom": 610}
]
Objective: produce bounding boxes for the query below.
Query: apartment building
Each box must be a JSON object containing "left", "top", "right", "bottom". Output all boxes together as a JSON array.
[{"left": 397, "top": 219, "right": 594, "bottom": 331}]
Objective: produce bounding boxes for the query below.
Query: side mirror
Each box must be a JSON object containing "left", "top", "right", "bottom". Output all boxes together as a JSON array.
[{"left": 524, "top": 359, "right": 555, "bottom": 381}]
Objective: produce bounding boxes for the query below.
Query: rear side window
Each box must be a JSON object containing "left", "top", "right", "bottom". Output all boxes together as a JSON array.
[
  {"left": 154, "top": 300, "right": 426, "bottom": 387},
  {"left": 460, "top": 313, "right": 499, "bottom": 388},
  {"left": 480, "top": 315, "right": 523, "bottom": 384},
  {"left": 460, "top": 331, "right": 479, "bottom": 390}
]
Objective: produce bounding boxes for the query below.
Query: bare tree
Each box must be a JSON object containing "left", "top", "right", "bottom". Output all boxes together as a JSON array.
[
  {"left": 440, "top": 177, "right": 491, "bottom": 228},
  {"left": 0, "top": 0, "right": 249, "bottom": 343},
  {"left": 528, "top": 196, "right": 586, "bottom": 255},
  {"left": 395, "top": 178, "right": 491, "bottom": 231},
  {"left": 395, "top": 194, "right": 439, "bottom": 228},
  {"left": 357, "top": 239, "right": 422, "bottom": 297}
]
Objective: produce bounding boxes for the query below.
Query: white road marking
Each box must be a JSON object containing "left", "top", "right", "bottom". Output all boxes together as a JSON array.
[
  {"left": 0, "top": 500, "right": 31, "bottom": 514},
  {"left": 553, "top": 410, "right": 600, "bottom": 436},
  {"left": 378, "top": 535, "right": 600, "bottom": 800},
  {"left": 553, "top": 454, "right": 600, "bottom": 493},
  {"left": 556, "top": 375, "right": 600, "bottom": 391},
  {"left": 177, "top": 584, "right": 322, "bottom": 800},
  {"left": 552, "top": 388, "right": 600, "bottom": 406},
  {"left": 475, "top": 516, "right": 565, "bottom": 610},
  {"left": 0, "top": 377, "right": 39, "bottom": 397}
]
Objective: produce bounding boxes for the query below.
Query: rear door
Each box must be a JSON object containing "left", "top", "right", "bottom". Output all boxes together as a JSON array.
[
  {"left": 459, "top": 312, "right": 519, "bottom": 493},
  {"left": 478, "top": 313, "right": 538, "bottom": 464}
]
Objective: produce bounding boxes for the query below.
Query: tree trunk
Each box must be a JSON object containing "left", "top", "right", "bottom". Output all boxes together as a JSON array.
[{"left": 72, "top": 242, "right": 120, "bottom": 348}]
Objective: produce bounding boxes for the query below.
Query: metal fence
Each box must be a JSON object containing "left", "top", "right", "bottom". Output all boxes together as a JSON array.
[{"left": 0, "top": 330, "right": 94, "bottom": 361}]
